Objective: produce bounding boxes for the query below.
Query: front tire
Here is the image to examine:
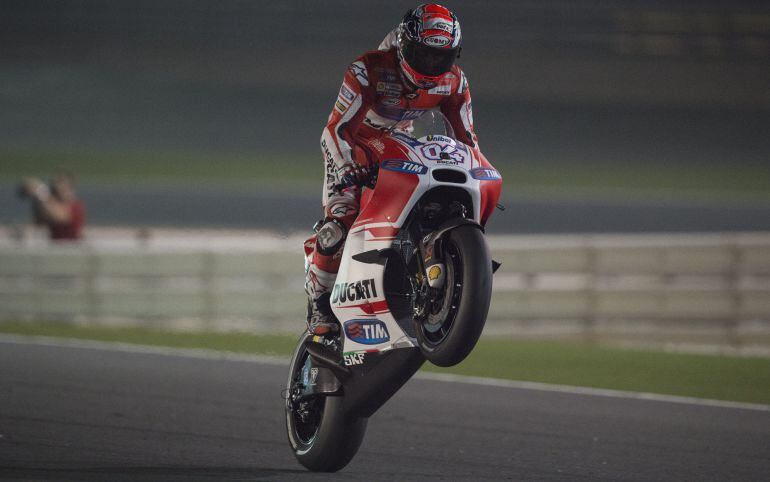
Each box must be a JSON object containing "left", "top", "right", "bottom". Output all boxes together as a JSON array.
[
  {"left": 285, "top": 333, "right": 368, "bottom": 472},
  {"left": 415, "top": 225, "right": 492, "bottom": 367}
]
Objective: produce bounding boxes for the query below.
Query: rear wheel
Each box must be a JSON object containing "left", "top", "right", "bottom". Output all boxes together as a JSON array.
[
  {"left": 414, "top": 225, "right": 492, "bottom": 367},
  {"left": 285, "top": 333, "right": 367, "bottom": 472}
]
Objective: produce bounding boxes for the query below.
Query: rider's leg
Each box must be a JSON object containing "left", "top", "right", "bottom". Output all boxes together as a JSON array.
[{"left": 305, "top": 190, "right": 359, "bottom": 335}]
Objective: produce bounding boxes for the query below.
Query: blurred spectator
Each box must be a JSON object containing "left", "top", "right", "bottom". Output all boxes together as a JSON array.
[{"left": 19, "top": 174, "right": 85, "bottom": 241}]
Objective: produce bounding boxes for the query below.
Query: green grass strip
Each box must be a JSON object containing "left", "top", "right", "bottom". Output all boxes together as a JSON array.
[
  {"left": 421, "top": 340, "right": 770, "bottom": 405},
  {"left": 2, "top": 321, "right": 769, "bottom": 405}
]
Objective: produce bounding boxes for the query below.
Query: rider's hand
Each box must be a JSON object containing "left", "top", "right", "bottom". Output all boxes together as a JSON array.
[{"left": 337, "top": 163, "right": 369, "bottom": 189}]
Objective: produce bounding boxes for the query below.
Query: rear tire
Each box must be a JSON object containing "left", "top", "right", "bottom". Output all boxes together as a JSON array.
[
  {"left": 415, "top": 225, "right": 492, "bottom": 367},
  {"left": 285, "top": 333, "right": 368, "bottom": 472}
]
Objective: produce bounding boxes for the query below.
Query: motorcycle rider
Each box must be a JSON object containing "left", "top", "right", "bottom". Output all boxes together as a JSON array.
[{"left": 306, "top": 3, "right": 488, "bottom": 335}]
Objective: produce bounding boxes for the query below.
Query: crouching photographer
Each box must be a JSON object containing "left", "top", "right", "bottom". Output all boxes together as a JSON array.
[{"left": 18, "top": 173, "right": 85, "bottom": 241}]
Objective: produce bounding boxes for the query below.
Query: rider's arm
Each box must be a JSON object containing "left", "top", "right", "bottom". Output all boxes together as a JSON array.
[
  {"left": 440, "top": 69, "right": 480, "bottom": 150},
  {"left": 23, "top": 178, "right": 73, "bottom": 225},
  {"left": 320, "top": 58, "right": 375, "bottom": 177}
]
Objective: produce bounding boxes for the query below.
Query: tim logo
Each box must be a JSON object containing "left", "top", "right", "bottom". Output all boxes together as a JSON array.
[
  {"left": 470, "top": 167, "right": 502, "bottom": 181},
  {"left": 381, "top": 159, "right": 428, "bottom": 175},
  {"left": 344, "top": 320, "right": 390, "bottom": 345}
]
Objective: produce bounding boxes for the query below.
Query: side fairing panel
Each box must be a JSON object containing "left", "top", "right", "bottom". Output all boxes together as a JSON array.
[{"left": 331, "top": 229, "right": 416, "bottom": 356}]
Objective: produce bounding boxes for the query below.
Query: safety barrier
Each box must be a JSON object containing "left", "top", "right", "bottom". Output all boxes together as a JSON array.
[{"left": 1, "top": 228, "right": 769, "bottom": 350}]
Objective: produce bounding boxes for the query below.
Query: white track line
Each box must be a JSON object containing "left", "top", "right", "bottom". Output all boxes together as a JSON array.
[
  {"left": 0, "top": 333, "right": 288, "bottom": 366},
  {"left": 2, "top": 334, "right": 769, "bottom": 412},
  {"left": 414, "top": 372, "right": 770, "bottom": 412}
]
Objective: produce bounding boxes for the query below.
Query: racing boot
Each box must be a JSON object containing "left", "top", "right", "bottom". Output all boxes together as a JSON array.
[
  {"left": 305, "top": 263, "right": 339, "bottom": 335},
  {"left": 306, "top": 292, "right": 338, "bottom": 336}
]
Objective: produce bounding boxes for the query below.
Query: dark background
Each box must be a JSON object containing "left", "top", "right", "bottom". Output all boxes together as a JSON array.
[{"left": 1, "top": 0, "right": 769, "bottom": 232}]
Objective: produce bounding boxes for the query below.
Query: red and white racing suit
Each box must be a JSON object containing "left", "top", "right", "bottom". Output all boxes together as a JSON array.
[{"left": 305, "top": 39, "right": 485, "bottom": 304}]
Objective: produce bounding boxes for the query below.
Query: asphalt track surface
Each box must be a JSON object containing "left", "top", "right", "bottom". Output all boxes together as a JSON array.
[
  {"left": 2, "top": 338, "right": 769, "bottom": 481},
  {"left": 3, "top": 184, "right": 770, "bottom": 234}
]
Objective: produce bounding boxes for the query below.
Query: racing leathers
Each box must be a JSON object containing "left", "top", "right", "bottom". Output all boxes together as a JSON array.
[{"left": 305, "top": 44, "right": 482, "bottom": 333}]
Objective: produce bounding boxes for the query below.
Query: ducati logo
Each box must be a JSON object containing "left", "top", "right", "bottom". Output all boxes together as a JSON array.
[{"left": 331, "top": 278, "right": 378, "bottom": 303}]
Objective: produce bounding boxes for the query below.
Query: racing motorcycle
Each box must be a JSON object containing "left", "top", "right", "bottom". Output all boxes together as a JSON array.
[{"left": 285, "top": 128, "right": 502, "bottom": 472}]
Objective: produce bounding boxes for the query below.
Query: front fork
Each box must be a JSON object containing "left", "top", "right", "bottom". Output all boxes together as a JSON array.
[
  {"left": 412, "top": 217, "right": 486, "bottom": 322},
  {"left": 412, "top": 236, "right": 447, "bottom": 322}
]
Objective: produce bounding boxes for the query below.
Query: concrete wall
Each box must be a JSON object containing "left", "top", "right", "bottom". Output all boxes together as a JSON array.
[{"left": 2, "top": 229, "right": 769, "bottom": 353}]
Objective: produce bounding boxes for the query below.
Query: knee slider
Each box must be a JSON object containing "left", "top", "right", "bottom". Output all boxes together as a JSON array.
[{"left": 316, "top": 218, "right": 347, "bottom": 256}]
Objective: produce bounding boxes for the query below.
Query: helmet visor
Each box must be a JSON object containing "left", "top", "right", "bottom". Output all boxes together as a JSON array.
[{"left": 402, "top": 40, "right": 459, "bottom": 77}]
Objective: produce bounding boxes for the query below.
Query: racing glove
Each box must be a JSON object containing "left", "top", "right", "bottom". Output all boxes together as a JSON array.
[{"left": 336, "top": 163, "right": 374, "bottom": 191}]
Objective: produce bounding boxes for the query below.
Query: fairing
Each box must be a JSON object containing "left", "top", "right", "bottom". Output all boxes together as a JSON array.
[{"left": 328, "top": 133, "right": 502, "bottom": 361}]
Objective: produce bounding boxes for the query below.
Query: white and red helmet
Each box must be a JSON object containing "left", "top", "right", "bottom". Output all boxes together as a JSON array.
[{"left": 396, "top": 3, "right": 462, "bottom": 89}]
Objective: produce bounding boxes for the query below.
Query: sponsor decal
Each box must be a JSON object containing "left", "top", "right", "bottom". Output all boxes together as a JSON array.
[
  {"left": 423, "top": 35, "right": 451, "bottom": 47},
  {"left": 390, "top": 131, "right": 422, "bottom": 147},
  {"left": 331, "top": 278, "right": 378, "bottom": 303},
  {"left": 426, "top": 262, "right": 445, "bottom": 287},
  {"left": 331, "top": 204, "right": 355, "bottom": 217},
  {"left": 372, "top": 104, "right": 426, "bottom": 122},
  {"left": 339, "top": 83, "right": 355, "bottom": 102},
  {"left": 376, "top": 81, "right": 402, "bottom": 96},
  {"left": 321, "top": 139, "right": 337, "bottom": 193},
  {"left": 470, "top": 167, "right": 502, "bottom": 180},
  {"left": 428, "top": 84, "right": 452, "bottom": 96},
  {"left": 421, "top": 143, "right": 465, "bottom": 164},
  {"left": 425, "top": 18, "right": 453, "bottom": 34},
  {"left": 402, "top": 109, "right": 425, "bottom": 120},
  {"left": 321, "top": 139, "right": 334, "bottom": 164},
  {"left": 425, "top": 134, "right": 454, "bottom": 143},
  {"left": 334, "top": 100, "right": 348, "bottom": 113},
  {"left": 374, "top": 67, "right": 398, "bottom": 82},
  {"left": 344, "top": 319, "right": 390, "bottom": 345},
  {"left": 343, "top": 352, "right": 366, "bottom": 366},
  {"left": 381, "top": 159, "right": 428, "bottom": 175},
  {"left": 381, "top": 97, "right": 401, "bottom": 106},
  {"left": 349, "top": 61, "right": 369, "bottom": 86},
  {"left": 303, "top": 364, "right": 319, "bottom": 386},
  {"left": 368, "top": 138, "right": 385, "bottom": 153}
]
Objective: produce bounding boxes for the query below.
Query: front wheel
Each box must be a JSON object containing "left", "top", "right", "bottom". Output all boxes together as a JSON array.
[
  {"left": 414, "top": 225, "right": 492, "bottom": 367},
  {"left": 285, "top": 333, "right": 368, "bottom": 472}
]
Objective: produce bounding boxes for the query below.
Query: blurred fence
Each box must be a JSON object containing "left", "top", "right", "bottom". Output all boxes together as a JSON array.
[{"left": 1, "top": 228, "right": 770, "bottom": 351}]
